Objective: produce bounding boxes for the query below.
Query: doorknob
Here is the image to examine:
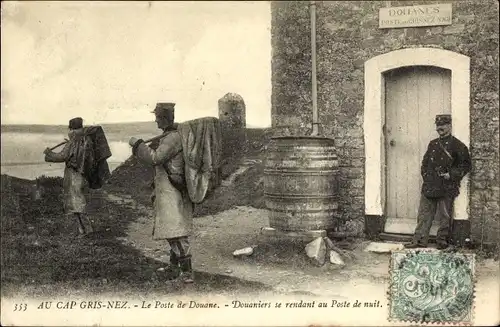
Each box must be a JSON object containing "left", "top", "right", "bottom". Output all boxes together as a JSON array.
[{"left": 390, "top": 139, "right": 396, "bottom": 146}]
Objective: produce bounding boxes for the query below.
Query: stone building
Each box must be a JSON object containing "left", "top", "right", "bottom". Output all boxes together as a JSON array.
[{"left": 271, "top": 1, "right": 499, "bottom": 247}]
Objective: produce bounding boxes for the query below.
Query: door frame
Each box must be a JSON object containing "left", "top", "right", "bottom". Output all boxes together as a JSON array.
[{"left": 363, "top": 47, "right": 470, "bottom": 229}]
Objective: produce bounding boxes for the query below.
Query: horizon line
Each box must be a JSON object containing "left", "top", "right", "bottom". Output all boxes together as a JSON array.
[
  {"left": 1, "top": 121, "right": 154, "bottom": 127},
  {"left": 1, "top": 121, "right": 271, "bottom": 127}
]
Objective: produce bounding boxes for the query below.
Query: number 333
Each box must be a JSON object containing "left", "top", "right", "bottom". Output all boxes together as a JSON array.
[{"left": 13, "top": 303, "right": 27, "bottom": 311}]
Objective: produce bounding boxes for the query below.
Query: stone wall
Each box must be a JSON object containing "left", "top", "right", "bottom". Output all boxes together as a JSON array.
[{"left": 271, "top": 1, "right": 499, "bottom": 244}]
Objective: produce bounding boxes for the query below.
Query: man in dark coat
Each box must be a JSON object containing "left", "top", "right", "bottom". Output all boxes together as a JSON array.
[{"left": 405, "top": 114, "right": 471, "bottom": 250}]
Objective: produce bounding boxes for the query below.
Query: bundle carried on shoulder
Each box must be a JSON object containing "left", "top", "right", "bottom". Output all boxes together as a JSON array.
[
  {"left": 177, "top": 117, "right": 222, "bottom": 204},
  {"left": 67, "top": 125, "right": 113, "bottom": 189}
]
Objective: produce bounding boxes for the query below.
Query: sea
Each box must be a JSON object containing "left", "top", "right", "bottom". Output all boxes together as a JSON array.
[{"left": 1, "top": 132, "right": 132, "bottom": 180}]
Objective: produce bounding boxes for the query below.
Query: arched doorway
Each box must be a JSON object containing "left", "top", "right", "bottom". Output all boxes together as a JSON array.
[
  {"left": 384, "top": 66, "right": 451, "bottom": 234},
  {"left": 363, "top": 48, "right": 470, "bottom": 236}
]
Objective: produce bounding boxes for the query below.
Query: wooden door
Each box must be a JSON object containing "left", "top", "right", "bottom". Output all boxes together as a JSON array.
[{"left": 384, "top": 66, "right": 451, "bottom": 235}]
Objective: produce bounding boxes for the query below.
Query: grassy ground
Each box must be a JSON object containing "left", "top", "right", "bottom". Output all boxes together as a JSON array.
[
  {"left": 0, "top": 128, "right": 273, "bottom": 297},
  {"left": 0, "top": 174, "right": 271, "bottom": 298}
]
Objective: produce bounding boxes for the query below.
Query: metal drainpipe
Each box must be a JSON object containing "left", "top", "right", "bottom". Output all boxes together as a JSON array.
[{"left": 310, "top": 1, "right": 319, "bottom": 136}]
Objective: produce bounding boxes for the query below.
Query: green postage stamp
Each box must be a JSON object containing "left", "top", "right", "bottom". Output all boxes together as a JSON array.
[{"left": 389, "top": 250, "right": 475, "bottom": 325}]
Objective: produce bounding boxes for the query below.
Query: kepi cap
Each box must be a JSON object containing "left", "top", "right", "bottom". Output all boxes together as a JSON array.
[
  {"left": 68, "top": 117, "right": 83, "bottom": 130},
  {"left": 151, "top": 102, "right": 175, "bottom": 115},
  {"left": 435, "top": 114, "right": 451, "bottom": 126}
]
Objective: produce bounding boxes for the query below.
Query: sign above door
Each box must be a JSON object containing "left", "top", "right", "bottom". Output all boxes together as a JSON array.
[{"left": 379, "top": 3, "right": 452, "bottom": 29}]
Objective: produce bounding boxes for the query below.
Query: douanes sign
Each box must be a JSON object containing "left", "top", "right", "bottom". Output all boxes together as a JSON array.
[{"left": 379, "top": 3, "right": 452, "bottom": 29}]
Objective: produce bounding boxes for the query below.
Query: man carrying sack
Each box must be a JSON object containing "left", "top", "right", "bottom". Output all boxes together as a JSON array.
[
  {"left": 129, "top": 102, "right": 222, "bottom": 284},
  {"left": 44, "top": 117, "right": 112, "bottom": 237},
  {"left": 405, "top": 114, "right": 471, "bottom": 250},
  {"left": 129, "top": 103, "right": 194, "bottom": 283}
]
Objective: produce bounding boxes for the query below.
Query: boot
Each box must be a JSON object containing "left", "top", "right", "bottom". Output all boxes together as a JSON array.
[
  {"left": 166, "top": 250, "right": 181, "bottom": 278},
  {"left": 170, "top": 249, "right": 179, "bottom": 265},
  {"left": 75, "top": 213, "right": 86, "bottom": 236},
  {"left": 81, "top": 215, "right": 94, "bottom": 234},
  {"left": 178, "top": 256, "right": 194, "bottom": 284},
  {"left": 436, "top": 242, "right": 449, "bottom": 250},
  {"left": 404, "top": 242, "right": 426, "bottom": 249}
]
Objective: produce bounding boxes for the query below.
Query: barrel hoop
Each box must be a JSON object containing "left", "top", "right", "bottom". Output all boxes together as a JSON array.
[
  {"left": 266, "top": 149, "right": 337, "bottom": 153},
  {"left": 267, "top": 153, "right": 337, "bottom": 158},
  {"left": 264, "top": 169, "right": 337, "bottom": 175},
  {"left": 264, "top": 154, "right": 338, "bottom": 158},
  {"left": 267, "top": 208, "right": 338, "bottom": 213},
  {"left": 267, "top": 153, "right": 337, "bottom": 157},
  {"left": 265, "top": 154, "right": 338, "bottom": 159},
  {"left": 264, "top": 164, "right": 339, "bottom": 169},
  {"left": 264, "top": 159, "right": 339, "bottom": 164},
  {"left": 264, "top": 193, "right": 337, "bottom": 199},
  {"left": 268, "top": 146, "right": 336, "bottom": 151},
  {"left": 266, "top": 159, "right": 338, "bottom": 163}
]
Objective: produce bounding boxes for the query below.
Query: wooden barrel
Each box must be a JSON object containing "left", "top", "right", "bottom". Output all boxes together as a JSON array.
[{"left": 264, "top": 136, "right": 338, "bottom": 231}]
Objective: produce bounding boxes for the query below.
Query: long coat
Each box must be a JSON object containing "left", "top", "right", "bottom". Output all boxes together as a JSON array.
[
  {"left": 134, "top": 131, "right": 193, "bottom": 240},
  {"left": 421, "top": 134, "right": 471, "bottom": 199},
  {"left": 45, "top": 133, "right": 87, "bottom": 214}
]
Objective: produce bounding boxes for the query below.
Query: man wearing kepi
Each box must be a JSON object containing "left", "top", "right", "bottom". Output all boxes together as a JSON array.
[
  {"left": 129, "top": 103, "right": 194, "bottom": 284},
  {"left": 405, "top": 114, "right": 471, "bottom": 250},
  {"left": 44, "top": 117, "right": 113, "bottom": 236}
]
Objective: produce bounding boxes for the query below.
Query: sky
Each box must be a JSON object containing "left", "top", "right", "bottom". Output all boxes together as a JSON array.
[{"left": 1, "top": 1, "right": 272, "bottom": 127}]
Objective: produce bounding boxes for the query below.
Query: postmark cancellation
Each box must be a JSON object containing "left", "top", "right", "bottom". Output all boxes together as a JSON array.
[{"left": 389, "top": 250, "right": 476, "bottom": 325}]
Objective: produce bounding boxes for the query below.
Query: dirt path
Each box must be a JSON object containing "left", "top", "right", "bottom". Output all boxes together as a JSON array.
[
  {"left": 100, "top": 189, "right": 499, "bottom": 325},
  {"left": 102, "top": 190, "right": 379, "bottom": 293},
  {"left": 221, "top": 159, "right": 261, "bottom": 186}
]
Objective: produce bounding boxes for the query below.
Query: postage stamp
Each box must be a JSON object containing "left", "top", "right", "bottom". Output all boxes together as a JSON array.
[{"left": 389, "top": 250, "right": 476, "bottom": 325}]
